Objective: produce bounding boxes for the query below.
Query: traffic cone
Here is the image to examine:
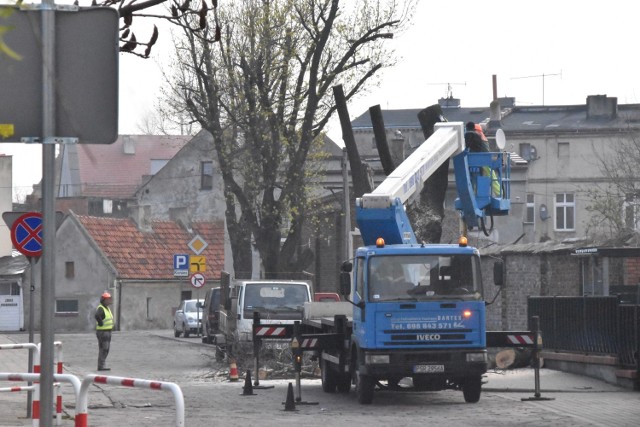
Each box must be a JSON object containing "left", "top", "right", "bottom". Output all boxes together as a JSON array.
[
  {"left": 283, "top": 382, "right": 296, "bottom": 411},
  {"left": 229, "top": 359, "right": 239, "bottom": 382},
  {"left": 242, "top": 370, "right": 255, "bottom": 395}
]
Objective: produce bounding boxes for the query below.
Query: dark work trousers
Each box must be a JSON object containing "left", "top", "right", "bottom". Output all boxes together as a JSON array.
[{"left": 96, "top": 330, "right": 112, "bottom": 369}]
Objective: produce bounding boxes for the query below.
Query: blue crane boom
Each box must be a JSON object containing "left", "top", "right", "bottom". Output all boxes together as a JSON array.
[{"left": 356, "top": 122, "right": 510, "bottom": 246}]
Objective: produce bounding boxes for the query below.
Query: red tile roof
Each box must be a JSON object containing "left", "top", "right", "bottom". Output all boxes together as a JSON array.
[
  {"left": 76, "top": 215, "right": 225, "bottom": 280},
  {"left": 76, "top": 135, "right": 190, "bottom": 199}
]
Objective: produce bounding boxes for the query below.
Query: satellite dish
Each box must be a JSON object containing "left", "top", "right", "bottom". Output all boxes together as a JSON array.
[{"left": 496, "top": 129, "right": 506, "bottom": 150}]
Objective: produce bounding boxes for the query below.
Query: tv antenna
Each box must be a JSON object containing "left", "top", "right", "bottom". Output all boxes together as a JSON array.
[
  {"left": 510, "top": 71, "right": 562, "bottom": 105},
  {"left": 427, "top": 82, "right": 466, "bottom": 99}
]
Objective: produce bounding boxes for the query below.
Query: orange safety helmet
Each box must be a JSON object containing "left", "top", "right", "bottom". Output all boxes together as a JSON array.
[
  {"left": 101, "top": 292, "right": 112, "bottom": 299},
  {"left": 474, "top": 123, "right": 488, "bottom": 141}
]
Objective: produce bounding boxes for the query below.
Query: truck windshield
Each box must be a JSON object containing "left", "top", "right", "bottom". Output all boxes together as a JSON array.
[
  {"left": 244, "top": 284, "right": 309, "bottom": 311},
  {"left": 368, "top": 254, "right": 482, "bottom": 302}
]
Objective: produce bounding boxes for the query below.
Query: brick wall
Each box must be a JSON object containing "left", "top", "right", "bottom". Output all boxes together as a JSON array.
[
  {"left": 483, "top": 249, "right": 580, "bottom": 331},
  {"left": 623, "top": 257, "right": 640, "bottom": 285}
]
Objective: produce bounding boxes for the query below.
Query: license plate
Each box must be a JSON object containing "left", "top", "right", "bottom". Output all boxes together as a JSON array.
[{"left": 413, "top": 364, "right": 444, "bottom": 373}]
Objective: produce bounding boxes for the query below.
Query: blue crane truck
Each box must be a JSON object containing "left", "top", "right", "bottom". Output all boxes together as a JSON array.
[{"left": 252, "top": 122, "right": 525, "bottom": 404}]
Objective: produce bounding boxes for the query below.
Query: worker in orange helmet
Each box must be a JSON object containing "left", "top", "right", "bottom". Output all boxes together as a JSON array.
[
  {"left": 465, "top": 122, "right": 489, "bottom": 152},
  {"left": 469, "top": 122, "right": 500, "bottom": 196},
  {"left": 95, "top": 291, "right": 114, "bottom": 371}
]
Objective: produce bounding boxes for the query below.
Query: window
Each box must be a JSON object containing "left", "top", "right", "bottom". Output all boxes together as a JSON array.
[
  {"left": 558, "top": 142, "right": 570, "bottom": 158},
  {"left": 56, "top": 299, "right": 78, "bottom": 314},
  {"left": 0, "top": 282, "right": 20, "bottom": 295},
  {"left": 555, "top": 193, "right": 575, "bottom": 231},
  {"left": 103, "top": 199, "right": 113, "bottom": 214},
  {"left": 201, "top": 161, "right": 213, "bottom": 190},
  {"left": 65, "top": 261, "right": 74, "bottom": 279},
  {"left": 519, "top": 143, "right": 535, "bottom": 161},
  {"left": 146, "top": 297, "right": 152, "bottom": 320},
  {"left": 624, "top": 194, "right": 640, "bottom": 230},
  {"left": 355, "top": 257, "right": 364, "bottom": 299},
  {"left": 88, "top": 199, "right": 103, "bottom": 215},
  {"left": 525, "top": 193, "right": 535, "bottom": 224}
]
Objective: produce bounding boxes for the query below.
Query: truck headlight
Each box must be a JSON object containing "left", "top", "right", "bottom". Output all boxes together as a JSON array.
[
  {"left": 466, "top": 352, "right": 487, "bottom": 362},
  {"left": 365, "top": 354, "right": 390, "bottom": 364}
]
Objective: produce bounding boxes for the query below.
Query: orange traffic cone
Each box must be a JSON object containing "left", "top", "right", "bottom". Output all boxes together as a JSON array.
[{"left": 229, "top": 359, "right": 239, "bottom": 382}]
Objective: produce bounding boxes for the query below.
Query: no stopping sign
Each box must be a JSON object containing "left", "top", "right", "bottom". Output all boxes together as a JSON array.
[{"left": 10, "top": 212, "right": 43, "bottom": 258}]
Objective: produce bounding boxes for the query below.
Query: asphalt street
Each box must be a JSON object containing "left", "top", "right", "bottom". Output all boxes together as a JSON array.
[{"left": 1, "top": 330, "right": 639, "bottom": 426}]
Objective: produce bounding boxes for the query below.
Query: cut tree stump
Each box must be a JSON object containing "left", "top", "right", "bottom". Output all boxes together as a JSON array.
[{"left": 495, "top": 348, "right": 533, "bottom": 369}]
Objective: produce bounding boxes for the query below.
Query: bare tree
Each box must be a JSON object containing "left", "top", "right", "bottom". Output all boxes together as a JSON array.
[
  {"left": 584, "top": 134, "right": 640, "bottom": 240},
  {"left": 163, "top": 0, "right": 413, "bottom": 277},
  {"left": 1, "top": 0, "right": 215, "bottom": 59}
]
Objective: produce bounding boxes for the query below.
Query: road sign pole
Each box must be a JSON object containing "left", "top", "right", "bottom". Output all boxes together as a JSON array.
[
  {"left": 26, "top": 256, "right": 35, "bottom": 418},
  {"left": 40, "top": 1, "right": 57, "bottom": 425}
]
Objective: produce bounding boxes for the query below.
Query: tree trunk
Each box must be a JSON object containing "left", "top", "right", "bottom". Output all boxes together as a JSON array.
[
  {"left": 334, "top": 84, "right": 372, "bottom": 197},
  {"left": 412, "top": 105, "right": 448, "bottom": 243}
]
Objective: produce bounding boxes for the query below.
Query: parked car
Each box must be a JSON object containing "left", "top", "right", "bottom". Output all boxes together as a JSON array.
[
  {"left": 201, "top": 287, "right": 221, "bottom": 344},
  {"left": 173, "top": 299, "right": 203, "bottom": 338}
]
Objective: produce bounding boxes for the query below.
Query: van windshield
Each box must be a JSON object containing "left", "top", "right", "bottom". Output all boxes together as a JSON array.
[{"left": 244, "top": 283, "right": 309, "bottom": 311}]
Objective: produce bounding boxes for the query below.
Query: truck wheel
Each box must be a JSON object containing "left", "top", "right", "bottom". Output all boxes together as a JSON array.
[
  {"left": 183, "top": 323, "right": 190, "bottom": 338},
  {"left": 336, "top": 373, "right": 351, "bottom": 393},
  {"left": 355, "top": 365, "right": 375, "bottom": 404},
  {"left": 321, "top": 357, "right": 337, "bottom": 393},
  {"left": 462, "top": 375, "right": 482, "bottom": 403},
  {"left": 174, "top": 323, "right": 181, "bottom": 338}
]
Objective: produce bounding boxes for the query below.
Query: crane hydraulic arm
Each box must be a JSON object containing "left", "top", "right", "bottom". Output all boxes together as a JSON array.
[{"left": 356, "top": 122, "right": 510, "bottom": 245}]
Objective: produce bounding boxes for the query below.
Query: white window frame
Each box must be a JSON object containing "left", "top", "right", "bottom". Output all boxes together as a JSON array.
[
  {"left": 201, "top": 161, "right": 213, "bottom": 190},
  {"left": 524, "top": 193, "right": 535, "bottom": 224},
  {"left": 623, "top": 194, "right": 640, "bottom": 230},
  {"left": 554, "top": 193, "right": 575, "bottom": 231}
]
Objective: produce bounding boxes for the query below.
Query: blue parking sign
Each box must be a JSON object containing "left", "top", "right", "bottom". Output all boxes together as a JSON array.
[{"left": 173, "top": 254, "right": 189, "bottom": 277}]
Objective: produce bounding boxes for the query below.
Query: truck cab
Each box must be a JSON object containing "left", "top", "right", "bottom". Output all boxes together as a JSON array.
[{"left": 341, "top": 238, "right": 488, "bottom": 403}]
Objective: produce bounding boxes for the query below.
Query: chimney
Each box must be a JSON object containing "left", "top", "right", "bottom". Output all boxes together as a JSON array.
[
  {"left": 130, "top": 204, "right": 152, "bottom": 232},
  {"left": 487, "top": 75, "right": 503, "bottom": 131},
  {"left": 587, "top": 95, "right": 617, "bottom": 120},
  {"left": 390, "top": 130, "right": 405, "bottom": 165},
  {"left": 123, "top": 135, "right": 135, "bottom": 154},
  {"left": 438, "top": 96, "right": 460, "bottom": 109}
]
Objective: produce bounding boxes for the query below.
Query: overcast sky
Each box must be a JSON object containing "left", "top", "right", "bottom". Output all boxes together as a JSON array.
[{"left": 2, "top": 0, "right": 640, "bottom": 200}]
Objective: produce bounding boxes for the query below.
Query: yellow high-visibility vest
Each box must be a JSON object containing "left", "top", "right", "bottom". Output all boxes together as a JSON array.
[{"left": 96, "top": 304, "right": 114, "bottom": 330}]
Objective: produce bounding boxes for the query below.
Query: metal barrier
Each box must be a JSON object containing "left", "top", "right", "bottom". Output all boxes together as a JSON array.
[
  {"left": 529, "top": 296, "right": 640, "bottom": 371},
  {"left": 0, "top": 373, "right": 80, "bottom": 427},
  {"left": 0, "top": 384, "right": 36, "bottom": 393},
  {"left": 0, "top": 341, "right": 65, "bottom": 425},
  {"left": 76, "top": 374, "right": 185, "bottom": 427},
  {"left": 619, "top": 305, "right": 640, "bottom": 367}
]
